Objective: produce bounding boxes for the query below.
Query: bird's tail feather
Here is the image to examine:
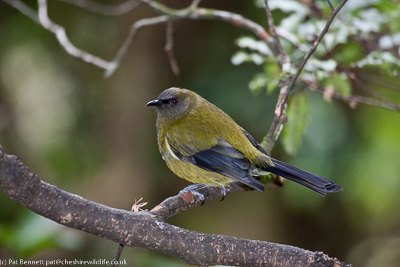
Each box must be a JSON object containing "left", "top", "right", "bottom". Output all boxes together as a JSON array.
[{"left": 266, "top": 158, "right": 343, "bottom": 196}]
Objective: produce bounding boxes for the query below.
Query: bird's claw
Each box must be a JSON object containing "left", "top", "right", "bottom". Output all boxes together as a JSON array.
[
  {"left": 220, "top": 186, "right": 227, "bottom": 201},
  {"left": 180, "top": 184, "right": 228, "bottom": 203},
  {"left": 180, "top": 184, "right": 206, "bottom": 204}
]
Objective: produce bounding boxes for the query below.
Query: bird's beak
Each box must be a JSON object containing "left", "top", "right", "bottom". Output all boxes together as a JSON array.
[{"left": 146, "top": 99, "right": 160, "bottom": 107}]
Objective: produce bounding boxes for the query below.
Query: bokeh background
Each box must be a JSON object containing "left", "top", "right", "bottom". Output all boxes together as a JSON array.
[{"left": 1, "top": 0, "right": 400, "bottom": 266}]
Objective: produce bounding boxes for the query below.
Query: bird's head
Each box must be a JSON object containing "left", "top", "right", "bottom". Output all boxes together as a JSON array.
[{"left": 146, "top": 87, "right": 197, "bottom": 123}]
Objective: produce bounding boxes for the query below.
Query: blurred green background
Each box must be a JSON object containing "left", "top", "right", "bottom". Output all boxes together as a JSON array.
[{"left": 1, "top": 0, "right": 400, "bottom": 266}]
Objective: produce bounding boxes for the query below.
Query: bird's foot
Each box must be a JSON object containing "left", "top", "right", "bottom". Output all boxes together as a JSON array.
[
  {"left": 220, "top": 186, "right": 227, "bottom": 201},
  {"left": 180, "top": 184, "right": 228, "bottom": 203},
  {"left": 180, "top": 184, "right": 206, "bottom": 204}
]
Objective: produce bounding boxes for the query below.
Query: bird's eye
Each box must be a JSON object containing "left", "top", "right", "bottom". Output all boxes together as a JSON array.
[{"left": 171, "top": 98, "right": 178, "bottom": 105}]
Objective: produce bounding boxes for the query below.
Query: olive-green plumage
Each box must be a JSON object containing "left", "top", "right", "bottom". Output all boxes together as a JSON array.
[{"left": 146, "top": 87, "right": 342, "bottom": 196}]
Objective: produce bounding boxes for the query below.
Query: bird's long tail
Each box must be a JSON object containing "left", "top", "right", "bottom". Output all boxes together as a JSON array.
[{"left": 266, "top": 158, "right": 343, "bottom": 196}]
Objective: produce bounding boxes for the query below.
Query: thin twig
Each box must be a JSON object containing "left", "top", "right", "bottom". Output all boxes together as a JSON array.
[
  {"left": 105, "top": 5, "right": 274, "bottom": 77},
  {"left": 59, "top": 0, "right": 139, "bottom": 16},
  {"left": 305, "top": 80, "right": 400, "bottom": 111},
  {"left": 105, "top": 15, "right": 171, "bottom": 77},
  {"left": 191, "top": 0, "right": 201, "bottom": 7},
  {"left": 326, "top": 0, "right": 335, "bottom": 11},
  {"left": 111, "top": 198, "right": 147, "bottom": 267},
  {"left": 5, "top": 0, "right": 274, "bottom": 77},
  {"left": 262, "top": 0, "right": 348, "bottom": 152},
  {"left": 165, "top": 22, "right": 180, "bottom": 76},
  {"left": 358, "top": 70, "right": 400, "bottom": 92},
  {"left": 138, "top": 0, "right": 272, "bottom": 44},
  {"left": 3, "top": 0, "right": 39, "bottom": 23},
  {"left": 150, "top": 184, "right": 244, "bottom": 221},
  {"left": 111, "top": 244, "right": 124, "bottom": 267},
  {"left": 348, "top": 72, "right": 400, "bottom": 110},
  {"left": 281, "top": 0, "right": 348, "bottom": 113},
  {"left": 263, "top": 0, "right": 289, "bottom": 71},
  {"left": 36, "top": 0, "right": 114, "bottom": 70}
]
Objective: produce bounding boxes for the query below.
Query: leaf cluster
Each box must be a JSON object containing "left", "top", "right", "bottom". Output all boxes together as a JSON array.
[{"left": 232, "top": 0, "right": 400, "bottom": 154}]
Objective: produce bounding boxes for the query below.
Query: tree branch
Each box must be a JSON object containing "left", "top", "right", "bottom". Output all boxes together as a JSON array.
[
  {"left": 59, "top": 0, "right": 139, "bottom": 16},
  {"left": 349, "top": 71, "right": 400, "bottom": 110},
  {"left": 37, "top": 0, "right": 114, "bottom": 70},
  {"left": 4, "top": 0, "right": 273, "bottom": 77},
  {"left": 104, "top": 14, "right": 171, "bottom": 77},
  {"left": 164, "top": 22, "right": 180, "bottom": 76},
  {"left": 3, "top": 0, "right": 39, "bottom": 22},
  {"left": 304, "top": 80, "right": 400, "bottom": 111},
  {"left": 263, "top": 0, "right": 290, "bottom": 71},
  {"left": 0, "top": 145, "right": 349, "bottom": 266},
  {"left": 105, "top": 2, "right": 274, "bottom": 77},
  {"left": 261, "top": 0, "right": 348, "bottom": 153},
  {"left": 150, "top": 183, "right": 244, "bottom": 221}
]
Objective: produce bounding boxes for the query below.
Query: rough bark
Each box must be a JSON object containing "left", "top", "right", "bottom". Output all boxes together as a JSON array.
[{"left": 0, "top": 145, "right": 350, "bottom": 266}]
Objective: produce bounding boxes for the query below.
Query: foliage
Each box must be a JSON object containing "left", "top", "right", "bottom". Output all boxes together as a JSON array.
[{"left": 234, "top": 0, "right": 400, "bottom": 154}]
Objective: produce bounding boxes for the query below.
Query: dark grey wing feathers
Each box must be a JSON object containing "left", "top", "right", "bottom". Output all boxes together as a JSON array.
[
  {"left": 243, "top": 129, "right": 269, "bottom": 155},
  {"left": 167, "top": 138, "right": 264, "bottom": 192}
]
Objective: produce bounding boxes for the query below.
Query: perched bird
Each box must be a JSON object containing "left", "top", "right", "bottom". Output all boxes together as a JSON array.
[{"left": 146, "top": 87, "right": 342, "bottom": 197}]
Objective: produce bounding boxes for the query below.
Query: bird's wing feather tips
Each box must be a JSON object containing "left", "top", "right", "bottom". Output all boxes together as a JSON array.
[
  {"left": 192, "top": 147, "right": 265, "bottom": 192},
  {"left": 242, "top": 129, "right": 269, "bottom": 155}
]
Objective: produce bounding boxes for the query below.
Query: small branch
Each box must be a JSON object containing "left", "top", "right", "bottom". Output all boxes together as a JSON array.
[
  {"left": 104, "top": 14, "right": 171, "bottom": 77},
  {"left": 59, "top": 0, "right": 139, "bottom": 16},
  {"left": 349, "top": 71, "right": 400, "bottom": 109},
  {"left": 36, "top": 0, "right": 114, "bottom": 70},
  {"left": 112, "top": 197, "right": 148, "bottom": 267},
  {"left": 0, "top": 145, "right": 349, "bottom": 266},
  {"left": 262, "top": 0, "right": 348, "bottom": 152},
  {"left": 150, "top": 184, "right": 244, "bottom": 221},
  {"left": 326, "top": 0, "right": 335, "bottom": 11},
  {"left": 106, "top": 4, "right": 274, "bottom": 77},
  {"left": 3, "top": 0, "right": 39, "bottom": 23},
  {"left": 299, "top": 0, "right": 324, "bottom": 18},
  {"left": 5, "top": 0, "right": 274, "bottom": 77},
  {"left": 261, "top": 82, "right": 289, "bottom": 153},
  {"left": 191, "top": 0, "right": 201, "bottom": 7},
  {"left": 279, "top": 0, "right": 348, "bottom": 113},
  {"left": 111, "top": 244, "right": 124, "bottom": 267},
  {"left": 263, "top": 0, "right": 290, "bottom": 71},
  {"left": 357, "top": 70, "right": 400, "bottom": 92},
  {"left": 138, "top": 0, "right": 273, "bottom": 45},
  {"left": 305, "top": 80, "right": 400, "bottom": 111},
  {"left": 164, "top": 22, "right": 180, "bottom": 76}
]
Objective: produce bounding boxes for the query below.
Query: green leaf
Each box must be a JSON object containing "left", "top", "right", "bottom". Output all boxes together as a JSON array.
[
  {"left": 248, "top": 73, "right": 267, "bottom": 95},
  {"left": 231, "top": 51, "right": 264, "bottom": 66},
  {"left": 323, "top": 72, "right": 352, "bottom": 97},
  {"left": 334, "top": 41, "right": 365, "bottom": 66},
  {"left": 264, "top": 61, "right": 281, "bottom": 94},
  {"left": 258, "top": 173, "right": 276, "bottom": 185},
  {"left": 235, "top": 36, "right": 273, "bottom": 56},
  {"left": 248, "top": 60, "right": 281, "bottom": 95},
  {"left": 352, "top": 51, "right": 400, "bottom": 76},
  {"left": 304, "top": 58, "right": 337, "bottom": 73},
  {"left": 281, "top": 91, "right": 309, "bottom": 156},
  {"left": 266, "top": 78, "right": 279, "bottom": 95}
]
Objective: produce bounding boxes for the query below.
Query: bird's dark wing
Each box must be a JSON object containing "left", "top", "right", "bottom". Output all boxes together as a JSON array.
[{"left": 168, "top": 138, "right": 264, "bottom": 192}]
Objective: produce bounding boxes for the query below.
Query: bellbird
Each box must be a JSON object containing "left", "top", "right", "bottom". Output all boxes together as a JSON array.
[{"left": 146, "top": 87, "right": 342, "bottom": 196}]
